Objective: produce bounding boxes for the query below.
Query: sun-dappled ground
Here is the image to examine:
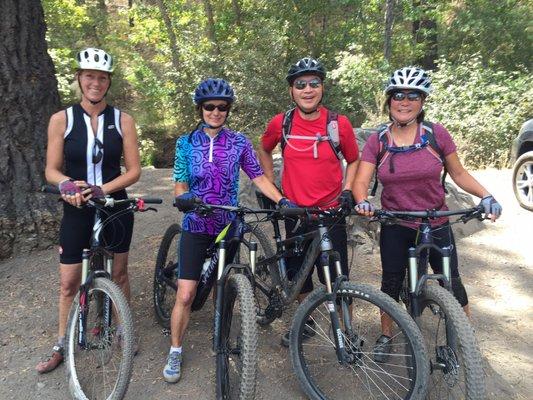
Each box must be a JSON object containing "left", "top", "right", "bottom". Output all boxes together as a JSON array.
[{"left": 0, "top": 167, "right": 530, "bottom": 399}]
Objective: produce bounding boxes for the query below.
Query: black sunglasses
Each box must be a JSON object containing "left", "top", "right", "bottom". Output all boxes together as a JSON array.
[
  {"left": 293, "top": 78, "right": 322, "bottom": 90},
  {"left": 92, "top": 137, "right": 103, "bottom": 164},
  {"left": 202, "top": 103, "right": 230, "bottom": 112},
  {"left": 391, "top": 91, "right": 422, "bottom": 102}
]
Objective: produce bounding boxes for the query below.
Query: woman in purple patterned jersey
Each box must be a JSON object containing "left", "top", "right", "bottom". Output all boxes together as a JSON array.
[{"left": 162, "top": 78, "right": 292, "bottom": 383}]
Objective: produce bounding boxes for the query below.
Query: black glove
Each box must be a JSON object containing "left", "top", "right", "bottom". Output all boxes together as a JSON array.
[
  {"left": 277, "top": 197, "right": 298, "bottom": 209},
  {"left": 339, "top": 189, "right": 355, "bottom": 210},
  {"left": 174, "top": 192, "right": 200, "bottom": 212},
  {"left": 479, "top": 195, "right": 502, "bottom": 220}
]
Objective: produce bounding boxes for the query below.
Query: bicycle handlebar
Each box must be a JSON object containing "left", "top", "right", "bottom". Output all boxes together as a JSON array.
[
  {"left": 373, "top": 206, "right": 485, "bottom": 223},
  {"left": 41, "top": 185, "right": 163, "bottom": 206}
]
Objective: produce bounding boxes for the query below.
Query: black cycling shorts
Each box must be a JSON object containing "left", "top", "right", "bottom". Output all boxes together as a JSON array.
[
  {"left": 177, "top": 231, "right": 217, "bottom": 281},
  {"left": 379, "top": 222, "right": 464, "bottom": 303},
  {"left": 59, "top": 191, "right": 134, "bottom": 264},
  {"left": 285, "top": 216, "right": 349, "bottom": 295}
]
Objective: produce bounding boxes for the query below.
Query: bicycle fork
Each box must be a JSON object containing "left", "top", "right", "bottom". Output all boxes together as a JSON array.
[{"left": 317, "top": 227, "right": 356, "bottom": 365}]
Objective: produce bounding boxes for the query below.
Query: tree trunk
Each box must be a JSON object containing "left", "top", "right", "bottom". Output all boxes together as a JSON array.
[
  {"left": 202, "top": 0, "right": 221, "bottom": 56},
  {"left": 155, "top": 0, "right": 181, "bottom": 72},
  {"left": 0, "top": 0, "right": 62, "bottom": 259},
  {"left": 231, "top": 0, "right": 242, "bottom": 27},
  {"left": 384, "top": 0, "right": 395, "bottom": 62},
  {"left": 412, "top": 0, "right": 438, "bottom": 70}
]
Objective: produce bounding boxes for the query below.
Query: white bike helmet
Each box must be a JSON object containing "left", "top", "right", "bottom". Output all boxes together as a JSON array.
[
  {"left": 385, "top": 67, "right": 432, "bottom": 95},
  {"left": 76, "top": 48, "right": 114, "bottom": 73}
]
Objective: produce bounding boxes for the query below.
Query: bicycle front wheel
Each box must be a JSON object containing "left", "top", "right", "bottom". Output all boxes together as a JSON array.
[
  {"left": 216, "top": 271, "right": 258, "bottom": 400},
  {"left": 153, "top": 223, "right": 181, "bottom": 329},
  {"left": 234, "top": 226, "right": 276, "bottom": 326},
  {"left": 66, "top": 277, "right": 134, "bottom": 400},
  {"left": 290, "top": 282, "right": 429, "bottom": 400},
  {"left": 419, "top": 284, "right": 485, "bottom": 399}
]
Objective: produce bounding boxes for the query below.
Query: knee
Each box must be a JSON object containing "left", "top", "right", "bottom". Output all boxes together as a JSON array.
[
  {"left": 176, "top": 287, "right": 196, "bottom": 308},
  {"left": 60, "top": 280, "right": 78, "bottom": 298}
]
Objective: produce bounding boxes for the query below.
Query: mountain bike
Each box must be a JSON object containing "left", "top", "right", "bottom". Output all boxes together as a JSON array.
[
  {"left": 43, "top": 185, "right": 161, "bottom": 400},
  {"left": 373, "top": 206, "right": 486, "bottom": 399},
  {"left": 203, "top": 193, "right": 429, "bottom": 400},
  {"left": 254, "top": 206, "right": 429, "bottom": 400},
  {"left": 153, "top": 202, "right": 273, "bottom": 400}
]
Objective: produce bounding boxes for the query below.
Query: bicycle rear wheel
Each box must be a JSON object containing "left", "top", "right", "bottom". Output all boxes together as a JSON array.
[
  {"left": 66, "top": 277, "right": 134, "bottom": 400},
  {"left": 419, "top": 284, "right": 485, "bottom": 399},
  {"left": 290, "top": 282, "right": 429, "bottom": 400},
  {"left": 153, "top": 223, "right": 181, "bottom": 329},
  {"left": 216, "top": 271, "right": 258, "bottom": 400}
]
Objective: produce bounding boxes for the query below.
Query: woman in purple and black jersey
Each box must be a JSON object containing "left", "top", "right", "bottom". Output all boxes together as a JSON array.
[
  {"left": 162, "top": 78, "right": 291, "bottom": 383},
  {"left": 352, "top": 66, "right": 502, "bottom": 362},
  {"left": 36, "top": 48, "right": 141, "bottom": 374}
]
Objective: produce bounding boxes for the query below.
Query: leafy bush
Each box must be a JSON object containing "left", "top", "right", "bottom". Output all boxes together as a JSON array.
[{"left": 426, "top": 57, "right": 532, "bottom": 168}]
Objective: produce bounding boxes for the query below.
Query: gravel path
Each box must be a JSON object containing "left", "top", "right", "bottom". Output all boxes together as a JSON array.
[{"left": 0, "top": 167, "right": 530, "bottom": 399}]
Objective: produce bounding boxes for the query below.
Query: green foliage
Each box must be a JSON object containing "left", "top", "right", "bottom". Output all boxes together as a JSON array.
[
  {"left": 42, "top": 0, "right": 532, "bottom": 168},
  {"left": 426, "top": 57, "right": 532, "bottom": 168}
]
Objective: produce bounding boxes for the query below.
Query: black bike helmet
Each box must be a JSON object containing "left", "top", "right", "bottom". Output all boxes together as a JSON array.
[
  {"left": 286, "top": 57, "right": 326, "bottom": 85},
  {"left": 193, "top": 78, "right": 235, "bottom": 104}
]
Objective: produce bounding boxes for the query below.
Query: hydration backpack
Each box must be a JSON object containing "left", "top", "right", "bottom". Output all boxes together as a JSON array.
[
  {"left": 280, "top": 108, "right": 344, "bottom": 160},
  {"left": 370, "top": 121, "right": 448, "bottom": 196}
]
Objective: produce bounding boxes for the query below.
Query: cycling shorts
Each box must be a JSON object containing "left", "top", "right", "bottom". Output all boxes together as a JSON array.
[
  {"left": 59, "top": 191, "right": 134, "bottom": 264},
  {"left": 178, "top": 231, "right": 217, "bottom": 281}
]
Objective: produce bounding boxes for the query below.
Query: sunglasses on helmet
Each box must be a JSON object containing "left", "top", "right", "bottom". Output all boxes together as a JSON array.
[
  {"left": 293, "top": 78, "right": 322, "bottom": 90},
  {"left": 391, "top": 91, "right": 422, "bottom": 102},
  {"left": 202, "top": 103, "right": 230, "bottom": 112}
]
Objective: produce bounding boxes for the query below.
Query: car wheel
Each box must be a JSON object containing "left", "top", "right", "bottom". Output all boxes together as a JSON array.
[{"left": 512, "top": 151, "right": 533, "bottom": 211}]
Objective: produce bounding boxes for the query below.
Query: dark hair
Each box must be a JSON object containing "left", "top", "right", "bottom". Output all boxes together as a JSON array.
[{"left": 383, "top": 92, "right": 426, "bottom": 123}]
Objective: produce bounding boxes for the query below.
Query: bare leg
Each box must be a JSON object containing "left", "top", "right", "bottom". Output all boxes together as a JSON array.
[
  {"left": 58, "top": 263, "right": 82, "bottom": 338},
  {"left": 170, "top": 279, "right": 198, "bottom": 347},
  {"left": 380, "top": 311, "right": 394, "bottom": 337},
  {"left": 112, "top": 252, "right": 130, "bottom": 302}
]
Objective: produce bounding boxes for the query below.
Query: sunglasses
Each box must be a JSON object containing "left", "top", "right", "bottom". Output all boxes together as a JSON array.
[
  {"left": 202, "top": 103, "right": 230, "bottom": 112},
  {"left": 391, "top": 91, "right": 422, "bottom": 102},
  {"left": 293, "top": 78, "right": 322, "bottom": 90},
  {"left": 92, "top": 137, "right": 103, "bottom": 164}
]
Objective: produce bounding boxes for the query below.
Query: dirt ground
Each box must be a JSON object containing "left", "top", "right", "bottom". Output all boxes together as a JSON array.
[{"left": 0, "top": 168, "right": 531, "bottom": 399}]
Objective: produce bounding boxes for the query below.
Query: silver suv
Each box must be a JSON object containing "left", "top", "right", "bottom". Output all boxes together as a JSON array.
[{"left": 511, "top": 119, "right": 533, "bottom": 211}]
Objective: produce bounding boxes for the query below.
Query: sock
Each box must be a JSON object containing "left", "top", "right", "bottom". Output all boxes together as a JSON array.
[
  {"left": 57, "top": 336, "right": 65, "bottom": 347},
  {"left": 170, "top": 346, "right": 182, "bottom": 354}
]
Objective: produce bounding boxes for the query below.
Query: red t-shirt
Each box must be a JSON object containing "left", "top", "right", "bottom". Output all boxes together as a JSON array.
[
  {"left": 361, "top": 122, "right": 457, "bottom": 226},
  {"left": 261, "top": 106, "right": 358, "bottom": 207}
]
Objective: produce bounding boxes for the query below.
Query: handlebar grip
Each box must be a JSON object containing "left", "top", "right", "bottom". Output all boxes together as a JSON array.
[
  {"left": 140, "top": 197, "right": 163, "bottom": 204},
  {"left": 41, "top": 184, "right": 60, "bottom": 194}
]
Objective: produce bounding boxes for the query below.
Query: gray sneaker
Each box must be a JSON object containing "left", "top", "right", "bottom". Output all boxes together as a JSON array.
[
  {"left": 163, "top": 351, "right": 182, "bottom": 383},
  {"left": 373, "top": 334, "right": 392, "bottom": 363}
]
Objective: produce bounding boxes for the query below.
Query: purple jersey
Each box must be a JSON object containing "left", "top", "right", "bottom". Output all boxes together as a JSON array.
[
  {"left": 174, "top": 127, "right": 263, "bottom": 234},
  {"left": 361, "top": 123, "right": 457, "bottom": 227}
]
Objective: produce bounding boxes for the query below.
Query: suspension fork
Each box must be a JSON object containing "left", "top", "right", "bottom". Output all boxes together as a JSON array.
[
  {"left": 213, "top": 240, "right": 227, "bottom": 354},
  {"left": 77, "top": 249, "right": 91, "bottom": 348},
  {"left": 317, "top": 226, "right": 352, "bottom": 364}
]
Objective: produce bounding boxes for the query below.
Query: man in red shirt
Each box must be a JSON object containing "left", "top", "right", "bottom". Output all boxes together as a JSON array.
[{"left": 258, "top": 57, "right": 359, "bottom": 346}]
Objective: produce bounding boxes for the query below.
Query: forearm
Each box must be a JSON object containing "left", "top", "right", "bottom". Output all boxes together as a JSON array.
[
  {"left": 352, "top": 181, "right": 370, "bottom": 203},
  {"left": 450, "top": 170, "right": 490, "bottom": 199},
  {"left": 343, "top": 160, "right": 359, "bottom": 191},
  {"left": 252, "top": 175, "right": 283, "bottom": 203},
  {"left": 101, "top": 167, "right": 141, "bottom": 195},
  {"left": 45, "top": 167, "right": 71, "bottom": 186},
  {"left": 257, "top": 147, "right": 275, "bottom": 183}
]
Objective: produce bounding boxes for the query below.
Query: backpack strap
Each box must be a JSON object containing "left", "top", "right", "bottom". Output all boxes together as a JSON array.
[
  {"left": 422, "top": 121, "right": 448, "bottom": 194},
  {"left": 280, "top": 108, "right": 296, "bottom": 154},
  {"left": 370, "top": 124, "right": 390, "bottom": 196},
  {"left": 326, "top": 111, "right": 343, "bottom": 160},
  {"left": 281, "top": 108, "right": 343, "bottom": 160}
]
